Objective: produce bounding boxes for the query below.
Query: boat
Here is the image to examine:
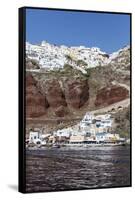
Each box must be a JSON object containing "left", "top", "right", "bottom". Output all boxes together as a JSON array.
[{"left": 52, "top": 144, "right": 61, "bottom": 148}]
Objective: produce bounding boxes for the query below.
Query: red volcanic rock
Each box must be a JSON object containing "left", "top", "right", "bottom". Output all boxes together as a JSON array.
[
  {"left": 55, "top": 106, "right": 68, "bottom": 117},
  {"left": 64, "top": 79, "right": 89, "bottom": 109},
  {"left": 26, "top": 74, "right": 37, "bottom": 87},
  {"left": 26, "top": 105, "right": 46, "bottom": 118},
  {"left": 45, "top": 79, "right": 67, "bottom": 108},
  {"left": 26, "top": 75, "right": 49, "bottom": 117},
  {"left": 95, "top": 85, "right": 129, "bottom": 107}
]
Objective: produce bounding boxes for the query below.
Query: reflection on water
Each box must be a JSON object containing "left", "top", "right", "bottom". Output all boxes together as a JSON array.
[{"left": 26, "top": 146, "right": 131, "bottom": 192}]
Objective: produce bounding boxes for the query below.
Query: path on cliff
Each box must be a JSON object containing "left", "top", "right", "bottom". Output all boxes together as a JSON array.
[
  {"left": 111, "top": 80, "right": 130, "bottom": 92},
  {"left": 91, "top": 98, "right": 130, "bottom": 115}
]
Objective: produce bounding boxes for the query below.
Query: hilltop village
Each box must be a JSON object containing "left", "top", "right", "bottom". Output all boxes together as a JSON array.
[
  {"left": 26, "top": 112, "right": 127, "bottom": 148},
  {"left": 26, "top": 41, "right": 110, "bottom": 74}
]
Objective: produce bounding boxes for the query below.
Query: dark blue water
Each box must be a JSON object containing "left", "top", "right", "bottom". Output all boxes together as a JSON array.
[{"left": 26, "top": 146, "right": 131, "bottom": 192}]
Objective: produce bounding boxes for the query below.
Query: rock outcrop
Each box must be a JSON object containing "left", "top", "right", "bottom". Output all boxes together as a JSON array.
[
  {"left": 64, "top": 79, "right": 89, "bottom": 109},
  {"left": 26, "top": 73, "right": 130, "bottom": 118},
  {"left": 95, "top": 85, "right": 129, "bottom": 107},
  {"left": 26, "top": 74, "right": 49, "bottom": 117},
  {"left": 54, "top": 106, "right": 68, "bottom": 117},
  {"left": 45, "top": 79, "right": 67, "bottom": 108}
]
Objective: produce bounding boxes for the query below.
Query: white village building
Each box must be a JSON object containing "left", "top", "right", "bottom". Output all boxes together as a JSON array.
[
  {"left": 96, "top": 132, "right": 120, "bottom": 143},
  {"left": 29, "top": 131, "right": 42, "bottom": 144},
  {"left": 53, "top": 127, "right": 73, "bottom": 138},
  {"left": 29, "top": 131, "right": 47, "bottom": 145},
  {"left": 95, "top": 114, "right": 113, "bottom": 129},
  {"left": 80, "top": 112, "right": 94, "bottom": 128}
]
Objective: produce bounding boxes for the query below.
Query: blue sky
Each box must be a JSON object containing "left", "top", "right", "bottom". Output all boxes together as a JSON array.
[{"left": 26, "top": 8, "right": 130, "bottom": 53}]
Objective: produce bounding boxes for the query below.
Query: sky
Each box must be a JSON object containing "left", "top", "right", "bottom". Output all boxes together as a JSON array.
[{"left": 26, "top": 8, "right": 130, "bottom": 53}]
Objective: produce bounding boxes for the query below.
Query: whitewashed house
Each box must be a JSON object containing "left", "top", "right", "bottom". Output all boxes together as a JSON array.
[
  {"left": 96, "top": 119, "right": 112, "bottom": 128},
  {"left": 54, "top": 128, "right": 73, "bottom": 138},
  {"left": 29, "top": 131, "right": 42, "bottom": 145},
  {"left": 28, "top": 131, "right": 48, "bottom": 145},
  {"left": 104, "top": 133, "right": 120, "bottom": 142},
  {"left": 80, "top": 112, "right": 94, "bottom": 128},
  {"left": 95, "top": 114, "right": 113, "bottom": 129},
  {"left": 96, "top": 133, "right": 106, "bottom": 143},
  {"left": 89, "top": 123, "right": 96, "bottom": 134},
  {"left": 96, "top": 132, "right": 120, "bottom": 143}
]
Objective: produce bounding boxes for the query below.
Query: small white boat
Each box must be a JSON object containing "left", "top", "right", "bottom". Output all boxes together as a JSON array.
[{"left": 52, "top": 144, "right": 61, "bottom": 148}]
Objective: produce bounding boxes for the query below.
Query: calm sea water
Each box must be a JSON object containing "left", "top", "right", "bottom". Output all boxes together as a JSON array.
[{"left": 26, "top": 146, "right": 131, "bottom": 192}]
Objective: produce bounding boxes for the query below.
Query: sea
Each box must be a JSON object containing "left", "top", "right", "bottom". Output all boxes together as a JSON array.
[{"left": 25, "top": 146, "right": 131, "bottom": 192}]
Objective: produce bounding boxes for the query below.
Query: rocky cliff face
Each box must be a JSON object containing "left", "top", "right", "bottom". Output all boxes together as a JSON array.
[
  {"left": 26, "top": 42, "right": 130, "bottom": 119},
  {"left": 64, "top": 79, "right": 89, "bottom": 109},
  {"left": 26, "top": 75, "right": 90, "bottom": 118},
  {"left": 26, "top": 74, "right": 49, "bottom": 118},
  {"left": 44, "top": 79, "right": 67, "bottom": 108},
  {"left": 95, "top": 85, "right": 129, "bottom": 107}
]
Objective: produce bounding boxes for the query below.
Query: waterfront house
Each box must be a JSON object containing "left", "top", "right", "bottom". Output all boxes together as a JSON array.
[
  {"left": 48, "top": 135, "right": 56, "bottom": 144},
  {"left": 70, "top": 135, "right": 86, "bottom": 144},
  {"left": 28, "top": 130, "right": 49, "bottom": 145},
  {"left": 96, "top": 132, "right": 106, "bottom": 143},
  {"left": 105, "top": 133, "right": 120, "bottom": 141},
  {"left": 29, "top": 131, "right": 42, "bottom": 145},
  {"left": 54, "top": 128, "right": 72, "bottom": 138},
  {"left": 69, "top": 134, "right": 97, "bottom": 144},
  {"left": 96, "top": 132, "right": 120, "bottom": 143}
]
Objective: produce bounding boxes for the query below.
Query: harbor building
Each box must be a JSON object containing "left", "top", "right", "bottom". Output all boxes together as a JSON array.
[{"left": 26, "top": 112, "right": 124, "bottom": 147}]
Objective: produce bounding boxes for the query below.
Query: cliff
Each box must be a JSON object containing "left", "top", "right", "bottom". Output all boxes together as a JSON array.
[{"left": 25, "top": 42, "right": 130, "bottom": 137}]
